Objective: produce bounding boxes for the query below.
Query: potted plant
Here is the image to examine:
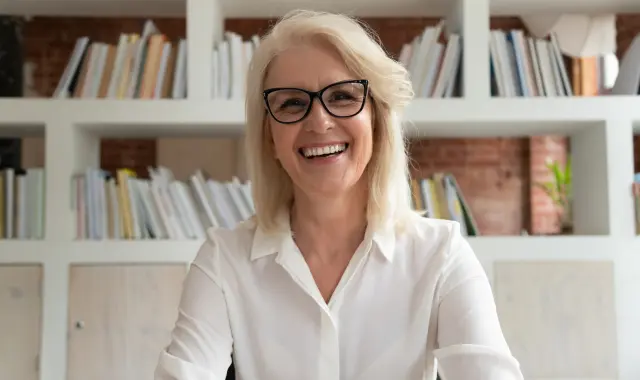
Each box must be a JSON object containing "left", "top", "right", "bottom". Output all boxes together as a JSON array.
[{"left": 536, "top": 156, "right": 573, "bottom": 234}]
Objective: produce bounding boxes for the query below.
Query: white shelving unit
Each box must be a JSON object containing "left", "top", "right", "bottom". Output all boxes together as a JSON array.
[{"left": 1, "top": 0, "right": 640, "bottom": 379}]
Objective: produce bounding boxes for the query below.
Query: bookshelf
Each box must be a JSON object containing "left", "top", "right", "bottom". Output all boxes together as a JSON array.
[{"left": 1, "top": 0, "right": 640, "bottom": 379}]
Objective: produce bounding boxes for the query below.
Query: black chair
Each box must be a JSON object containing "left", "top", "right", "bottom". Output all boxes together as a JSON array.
[
  {"left": 225, "top": 362, "right": 235, "bottom": 380},
  {"left": 224, "top": 361, "right": 440, "bottom": 379}
]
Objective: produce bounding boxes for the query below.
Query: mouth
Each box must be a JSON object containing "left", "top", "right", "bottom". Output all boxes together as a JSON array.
[{"left": 298, "top": 143, "right": 349, "bottom": 159}]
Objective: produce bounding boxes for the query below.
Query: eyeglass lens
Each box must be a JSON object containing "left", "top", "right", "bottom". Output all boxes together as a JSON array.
[{"left": 266, "top": 81, "right": 366, "bottom": 124}]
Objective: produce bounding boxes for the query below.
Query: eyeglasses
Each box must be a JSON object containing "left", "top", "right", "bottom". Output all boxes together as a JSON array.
[{"left": 263, "top": 79, "right": 369, "bottom": 124}]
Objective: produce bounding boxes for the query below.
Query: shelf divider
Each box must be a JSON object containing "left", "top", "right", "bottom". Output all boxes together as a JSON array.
[
  {"left": 187, "top": 0, "right": 223, "bottom": 100},
  {"left": 448, "top": 0, "right": 490, "bottom": 99}
]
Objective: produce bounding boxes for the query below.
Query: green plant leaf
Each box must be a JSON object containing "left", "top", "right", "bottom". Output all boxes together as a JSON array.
[
  {"left": 536, "top": 181, "right": 561, "bottom": 203},
  {"left": 565, "top": 155, "right": 572, "bottom": 186},
  {"left": 552, "top": 162, "right": 564, "bottom": 186}
]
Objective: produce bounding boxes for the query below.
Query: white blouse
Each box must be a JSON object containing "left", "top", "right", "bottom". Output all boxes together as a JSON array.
[{"left": 154, "top": 211, "right": 524, "bottom": 380}]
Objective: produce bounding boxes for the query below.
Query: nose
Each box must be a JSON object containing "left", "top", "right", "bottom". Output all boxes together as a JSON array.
[{"left": 303, "top": 97, "right": 334, "bottom": 133}]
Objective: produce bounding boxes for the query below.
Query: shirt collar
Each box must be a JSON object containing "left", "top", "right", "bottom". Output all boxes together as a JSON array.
[
  {"left": 370, "top": 221, "right": 396, "bottom": 262},
  {"left": 249, "top": 210, "right": 292, "bottom": 261},
  {"left": 249, "top": 208, "right": 396, "bottom": 262}
]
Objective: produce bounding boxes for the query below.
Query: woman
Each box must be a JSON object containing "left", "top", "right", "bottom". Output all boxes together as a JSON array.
[{"left": 155, "top": 9, "right": 524, "bottom": 380}]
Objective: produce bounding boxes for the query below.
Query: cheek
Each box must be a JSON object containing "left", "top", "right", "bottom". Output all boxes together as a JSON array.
[
  {"left": 353, "top": 114, "right": 374, "bottom": 154},
  {"left": 269, "top": 123, "right": 296, "bottom": 161}
]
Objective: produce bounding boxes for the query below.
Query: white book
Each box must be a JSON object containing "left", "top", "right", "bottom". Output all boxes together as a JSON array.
[
  {"left": 191, "top": 171, "right": 221, "bottom": 228},
  {"left": 535, "top": 39, "right": 557, "bottom": 97},
  {"left": 137, "top": 179, "right": 167, "bottom": 239},
  {"left": 527, "top": 37, "right": 545, "bottom": 97},
  {"left": 433, "top": 35, "right": 461, "bottom": 98},
  {"left": 172, "top": 39, "right": 187, "bottom": 99},
  {"left": 54, "top": 37, "right": 90, "bottom": 98},
  {"left": 207, "top": 180, "right": 238, "bottom": 228},
  {"left": 226, "top": 31, "right": 244, "bottom": 99},
  {"left": 15, "top": 173, "right": 27, "bottom": 239},
  {"left": 211, "top": 48, "right": 219, "bottom": 98},
  {"left": 217, "top": 40, "right": 230, "bottom": 99},
  {"left": 419, "top": 42, "right": 443, "bottom": 97},
  {"left": 174, "top": 181, "right": 206, "bottom": 239},
  {"left": 126, "top": 20, "right": 159, "bottom": 98},
  {"left": 154, "top": 42, "right": 172, "bottom": 99}
]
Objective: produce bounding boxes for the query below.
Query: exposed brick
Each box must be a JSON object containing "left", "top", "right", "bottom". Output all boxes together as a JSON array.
[
  {"left": 635, "top": 135, "right": 640, "bottom": 173},
  {"left": 529, "top": 136, "right": 568, "bottom": 235},
  {"left": 616, "top": 15, "right": 640, "bottom": 59},
  {"left": 100, "top": 138, "right": 156, "bottom": 178}
]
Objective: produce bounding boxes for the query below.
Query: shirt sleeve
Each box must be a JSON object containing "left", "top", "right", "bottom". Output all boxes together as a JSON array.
[
  {"left": 433, "top": 222, "right": 524, "bottom": 380},
  {"left": 154, "top": 236, "right": 234, "bottom": 380}
]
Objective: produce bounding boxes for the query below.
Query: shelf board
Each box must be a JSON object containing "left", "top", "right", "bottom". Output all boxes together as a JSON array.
[
  {"left": 0, "top": 235, "right": 624, "bottom": 265},
  {"left": 0, "top": 241, "right": 48, "bottom": 264},
  {"left": 1, "top": 96, "right": 639, "bottom": 137},
  {"left": 0, "top": 240, "right": 202, "bottom": 264},
  {"left": 406, "top": 96, "right": 640, "bottom": 137},
  {"left": 1, "top": 0, "right": 450, "bottom": 18},
  {"left": 0, "top": 99, "right": 246, "bottom": 137},
  {"left": 4, "top": 0, "right": 640, "bottom": 18},
  {"left": 65, "top": 240, "right": 202, "bottom": 264},
  {"left": 490, "top": 0, "right": 640, "bottom": 14},
  {"left": 469, "top": 235, "right": 617, "bottom": 261}
]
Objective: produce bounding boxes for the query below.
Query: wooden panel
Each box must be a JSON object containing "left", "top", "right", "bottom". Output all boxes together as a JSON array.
[
  {"left": 21, "top": 137, "right": 45, "bottom": 168},
  {"left": 157, "top": 138, "right": 240, "bottom": 181},
  {"left": 0, "top": 265, "right": 42, "bottom": 380},
  {"left": 67, "top": 264, "right": 187, "bottom": 380},
  {"left": 494, "top": 261, "right": 617, "bottom": 379}
]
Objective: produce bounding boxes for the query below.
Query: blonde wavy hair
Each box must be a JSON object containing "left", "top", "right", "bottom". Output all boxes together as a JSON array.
[{"left": 245, "top": 9, "right": 415, "bottom": 233}]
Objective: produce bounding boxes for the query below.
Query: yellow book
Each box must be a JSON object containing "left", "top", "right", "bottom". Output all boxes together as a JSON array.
[
  {"left": 116, "top": 169, "right": 136, "bottom": 239},
  {"left": 117, "top": 34, "right": 139, "bottom": 99},
  {"left": 427, "top": 178, "right": 440, "bottom": 219},
  {"left": 432, "top": 173, "right": 451, "bottom": 220}
]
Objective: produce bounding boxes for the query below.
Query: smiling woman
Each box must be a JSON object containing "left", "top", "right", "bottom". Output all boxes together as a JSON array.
[{"left": 154, "top": 9, "right": 525, "bottom": 380}]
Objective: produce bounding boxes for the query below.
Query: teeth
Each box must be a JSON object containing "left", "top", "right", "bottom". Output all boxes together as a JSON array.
[{"left": 302, "top": 143, "right": 347, "bottom": 158}]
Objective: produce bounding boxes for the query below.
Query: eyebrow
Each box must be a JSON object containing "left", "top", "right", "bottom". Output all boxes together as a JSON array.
[{"left": 264, "top": 78, "right": 358, "bottom": 91}]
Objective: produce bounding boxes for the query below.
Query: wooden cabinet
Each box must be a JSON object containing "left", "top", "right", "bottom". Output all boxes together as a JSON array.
[
  {"left": 66, "top": 264, "right": 186, "bottom": 380},
  {"left": 0, "top": 264, "right": 42, "bottom": 380}
]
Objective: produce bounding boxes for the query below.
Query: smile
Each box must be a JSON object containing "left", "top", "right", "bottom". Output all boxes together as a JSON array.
[{"left": 299, "top": 143, "right": 349, "bottom": 159}]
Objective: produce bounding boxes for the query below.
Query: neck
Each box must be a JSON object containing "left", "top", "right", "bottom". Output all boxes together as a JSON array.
[{"left": 290, "top": 184, "right": 368, "bottom": 262}]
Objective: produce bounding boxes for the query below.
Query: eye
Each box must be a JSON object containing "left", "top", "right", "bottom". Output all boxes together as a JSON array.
[
  {"left": 329, "top": 91, "right": 355, "bottom": 101},
  {"left": 281, "top": 98, "right": 307, "bottom": 108}
]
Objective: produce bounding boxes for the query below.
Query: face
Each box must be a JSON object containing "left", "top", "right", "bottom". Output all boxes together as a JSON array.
[{"left": 263, "top": 42, "right": 374, "bottom": 200}]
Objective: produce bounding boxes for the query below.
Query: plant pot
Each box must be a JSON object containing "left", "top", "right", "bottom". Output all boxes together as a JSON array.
[
  {"left": 560, "top": 223, "right": 573, "bottom": 235},
  {"left": 557, "top": 204, "right": 573, "bottom": 235}
]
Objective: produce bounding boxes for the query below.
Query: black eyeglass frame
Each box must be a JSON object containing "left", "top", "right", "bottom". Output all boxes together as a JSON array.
[{"left": 262, "top": 79, "right": 369, "bottom": 124}]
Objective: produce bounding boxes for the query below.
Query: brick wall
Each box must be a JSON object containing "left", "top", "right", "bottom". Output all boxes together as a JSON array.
[
  {"left": 529, "top": 136, "right": 569, "bottom": 234},
  {"left": 635, "top": 135, "right": 640, "bottom": 173},
  {"left": 20, "top": 14, "right": 640, "bottom": 235}
]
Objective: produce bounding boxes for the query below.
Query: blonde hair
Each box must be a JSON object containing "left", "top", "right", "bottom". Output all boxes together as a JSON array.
[{"left": 245, "top": 9, "right": 415, "bottom": 233}]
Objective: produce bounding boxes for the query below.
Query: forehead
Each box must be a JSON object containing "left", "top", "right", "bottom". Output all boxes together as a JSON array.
[{"left": 264, "top": 42, "right": 354, "bottom": 90}]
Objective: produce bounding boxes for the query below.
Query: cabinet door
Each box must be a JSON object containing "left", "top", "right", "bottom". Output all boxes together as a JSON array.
[
  {"left": 67, "top": 264, "right": 186, "bottom": 380},
  {"left": 0, "top": 264, "right": 42, "bottom": 380}
]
